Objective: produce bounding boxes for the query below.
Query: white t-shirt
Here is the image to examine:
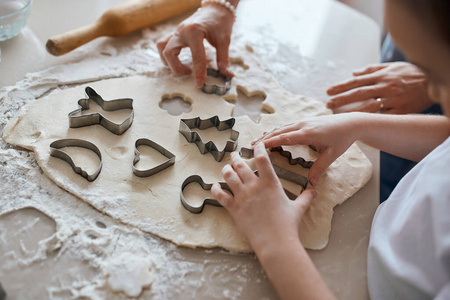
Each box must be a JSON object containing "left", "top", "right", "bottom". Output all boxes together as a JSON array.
[{"left": 368, "top": 136, "right": 450, "bottom": 300}]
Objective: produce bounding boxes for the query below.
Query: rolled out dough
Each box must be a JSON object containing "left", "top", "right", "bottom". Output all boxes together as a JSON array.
[{"left": 3, "top": 48, "right": 372, "bottom": 251}]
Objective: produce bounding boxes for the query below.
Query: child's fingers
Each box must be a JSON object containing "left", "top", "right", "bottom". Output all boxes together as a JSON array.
[
  {"left": 253, "top": 143, "right": 278, "bottom": 181},
  {"left": 293, "top": 189, "right": 317, "bottom": 218},
  {"left": 261, "top": 132, "right": 311, "bottom": 149},
  {"left": 230, "top": 152, "right": 256, "bottom": 183},
  {"left": 211, "top": 182, "right": 233, "bottom": 208},
  {"left": 308, "top": 151, "right": 337, "bottom": 186},
  {"left": 222, "top": 164, "right": 243, "bottom": 192},
  {"left": 253, "top": 123, "right": 298, "bottom": 144}
]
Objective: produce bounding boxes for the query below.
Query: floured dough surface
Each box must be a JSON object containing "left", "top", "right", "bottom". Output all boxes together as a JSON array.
[{"left": 3, "top": 48, "right": 372, "bottom": 251}]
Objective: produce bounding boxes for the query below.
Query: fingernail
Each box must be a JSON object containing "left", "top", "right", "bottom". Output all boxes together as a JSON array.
[{"left": 311, "top": 190, "right": 318, "bottom": 197}]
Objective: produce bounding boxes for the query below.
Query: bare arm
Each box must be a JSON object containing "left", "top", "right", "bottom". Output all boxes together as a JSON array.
[
  {"left": 255, "top": 112, "right": 450, "bottom": 186},
  {"left": 211, "top": 143, "right": 335, "bottom": 300}
]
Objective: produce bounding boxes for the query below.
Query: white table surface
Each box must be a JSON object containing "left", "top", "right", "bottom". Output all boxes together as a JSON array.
[{"left": 0, "top": 0, "right": 381, "bottom": 299}]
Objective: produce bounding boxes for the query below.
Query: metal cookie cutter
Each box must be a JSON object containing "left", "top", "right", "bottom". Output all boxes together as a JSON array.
[
  {"left": 239, "top": 147, "right": 309, "bottom": 192},
  {"left": 270, "top": 146, "right": 315, "bottom": 169},
  {"left": 179, "top": 116, "right": 239, "bottom": 162},
  {"left": 50, "top": 139, "right": 102, "bottom": 182},
  {"left": 180, "top": 175, "right": 232, "bottom": 214},
  {"left": 202, "top": 68, "right": 232, "bottom": 96},
  {"left": 132, "top": 138, "right": 176, "bottom": 177},
  {"left": 68, "top": 87, "right": 134, "bottom": 135}
]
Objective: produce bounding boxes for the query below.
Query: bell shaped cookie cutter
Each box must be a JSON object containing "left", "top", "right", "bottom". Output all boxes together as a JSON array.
[
  {"left": 202, "top": 68, "right": 232, "bottom": 96},
  {"left": 180, "top": 175, "right": 232, "bottom": 214},
  {"left": 179, "top": 116, "right": 239, "bottom": 162},
  {"left": 49, "top": 139, "right": 102, "bottom": 182},
  {"left": 68, "top": 87, "right": 134, "bottom": 135},
  {"left": 132, "top": 138, "right": 176, "bottom": 177}
]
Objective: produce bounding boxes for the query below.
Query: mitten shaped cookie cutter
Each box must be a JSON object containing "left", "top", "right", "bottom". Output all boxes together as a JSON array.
[
  {"left": 202, "top": 68, "right": 232, "bottom": 96},
  {"left": 68, "top": 87, "right": 134, "bottom": 135},
  {"left": 132, "top": 138, "right": 176, "bottom": 177},
  {"left": 269, "top": 146, "right": 315, "bottom": 169},
  {"left": 179, "top": 116, "right": 239, "bottom": 162},
  {"left": 240, "top": 147, "right": 309, "bottom": 191},
  {"left": 180, "top": 175, "right": 232, "bottom": 214},
  {"left": 50, "top": 139, "right": 102, "bottom": 182}
]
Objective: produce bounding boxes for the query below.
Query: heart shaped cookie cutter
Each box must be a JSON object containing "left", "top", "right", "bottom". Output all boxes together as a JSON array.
[
  {"left": 179, "top": 116, "right": 239, "bottom": 162},
  {"left": 68, "top": 87, "right": 134, "bottom": 135},
  {"left": 202, "top": 68, "right": 232, "bottom": 96},
  {"left": 49, "top": 139, "right": 102, "bottom": 182},
  {"left": 132, "top": 138, "right": 176, "bottom": 177}
]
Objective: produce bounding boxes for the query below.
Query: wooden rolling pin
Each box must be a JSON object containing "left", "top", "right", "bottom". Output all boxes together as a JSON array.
[{"left": 46, "top": 0, "right": 201, "bottom": 56}]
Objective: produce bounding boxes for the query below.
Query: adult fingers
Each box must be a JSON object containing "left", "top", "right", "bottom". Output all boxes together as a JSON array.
[
  {"left": 352, "top": 63, "right": 387, "bottom": 76},
  {"left": 327, "top": 74, "right": 378, "bottom": 96},
  {"left": 230, "top": 152, "right": 256, "bottom": 183},
  {"left": 157, "top": 35, "right": 170, "bottom": 66},
  {"left": 187, "top": 35, "right": 208, "bottom": 88},
  {"left": 163, "top": 34, "right": 192, "bottom": 75},
  {"left": 216, "top": 40, "right": 234, "bottom": 78},
  {"left": 308, "top": 150, "right": 338, "bottom": 186},
  {"left": 211, "top": 182, "right": 233, "bottom": 208},
  {"left": 252, "top": 143, "right": 278, "bottom": 181},
  {"left": 293, "top": 189, "right": 317, "bottom": 219},
  {"left": 345, "top": 97, "right": 388, "bottom": 113},
  {"left": 327, "top": 85, "right": 388, "bottom": 109},
  {"left": 222, "top": 164, "right": 243, "bottom": 192}
]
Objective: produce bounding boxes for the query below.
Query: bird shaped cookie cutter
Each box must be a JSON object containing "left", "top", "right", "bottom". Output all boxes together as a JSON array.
[
  {"left": 179, "top": 116, "right": 239, "bottom": 162},
  {"left": 202, "top": 68, "right": 232, "bottom": 96},
  {"left": 132, "top": 138, "right": 176, "bottom": 177},
  {"left": 49, "top": 139, "right": 102, "bottom": 182},
  {"left": 68, "top": 87, "right": 134, "bottom": 135},
  {"left": 180, "top": 147, "right": 311, "bottom": 214}
]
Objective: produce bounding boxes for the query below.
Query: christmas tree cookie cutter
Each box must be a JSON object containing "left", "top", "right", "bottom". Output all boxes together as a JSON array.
[
  {"left": 68, "top": 87, "right": 134, "bottom": 135},
  {"left": 179, "top": 116, "right": 239, "bottom": 162},
  {"left": 49, "top": 139, "right": 102, "bottom": 182},
  {"left": 132, "top": 138, "right": 176, "bottom": 177}
]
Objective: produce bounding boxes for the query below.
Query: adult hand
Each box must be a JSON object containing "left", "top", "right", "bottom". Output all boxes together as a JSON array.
[
  {"left": 253, "top": 113, "right": 360, "bottom": 186},
  {"left": 326, "top": 62, "right": 433, "bottom": 114},
  {"left": 211, "top": 143, "right": 317, "bottom": 251},
  {"left": 157, "top": 4, "right": 235, "bottom": 88}
]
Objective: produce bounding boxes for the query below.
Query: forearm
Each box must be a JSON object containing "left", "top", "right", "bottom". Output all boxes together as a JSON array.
[
  {"left": 255, "top": 239, "right": 335, "bottom": 300},
  {"left": 352, "top": 112, "right": 450, "bottom": 161}
]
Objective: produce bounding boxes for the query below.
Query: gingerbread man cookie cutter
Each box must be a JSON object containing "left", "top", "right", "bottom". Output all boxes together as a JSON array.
[
  {"left": 49, "top": 139, "right": 102, "bottom": 182},
  {"left": 68, "top": 87, "right": 134, "bottom": 135},
  {"left": 179, "top": 116, "right": 239, "bottom": 162}
]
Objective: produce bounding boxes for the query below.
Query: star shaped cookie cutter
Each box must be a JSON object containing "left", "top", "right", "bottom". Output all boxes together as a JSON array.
[
  {"left": 180, "top": 147, "right": 310, "bottom": 214},
  {"left": 132, "top": 138, "right": 176, "bottom": 177},
  {"left": 202, "top": 68, "right": 232, "bottom": 96},
  {"left": 49, "top": 139, "right": 102, "bottom": 182},
  {"left": 179, "top": 116, "right": 239, "bottom": 162},
  {"left": 68, "top": 87, "right": 134, "bottom": 135}
]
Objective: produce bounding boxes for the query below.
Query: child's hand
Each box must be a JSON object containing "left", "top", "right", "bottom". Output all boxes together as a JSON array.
[
  {"left": 253, "top": 113, "right": 360, "bottom": 186},
  {"left": 211, "top": 143, "right": 317, "bottom": 252}
]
